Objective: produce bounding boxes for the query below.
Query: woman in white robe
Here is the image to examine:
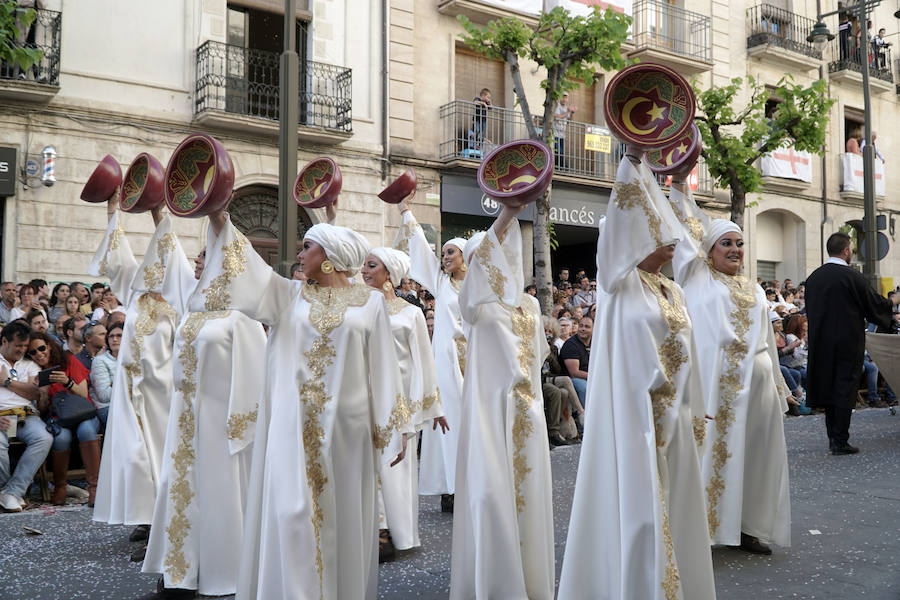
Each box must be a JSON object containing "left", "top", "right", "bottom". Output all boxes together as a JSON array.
[
  {"left": 449, "top": 204, "right": 555, "bottom": 600},
  {"left": 558, "top": 154, "right": 716, "bottom": 600},
  {"left": 90, "top": 200, "right": 178, "bottom": 536},
  {"left": 362, "top": 247, "right": 447, "bottom": 556},
  {"left": 138, "top": 215, "right": 267, "bottom": 597},
  {"left": 196, "top": 212, "right": 408, "bottom": 600},
  {"left": 668, "top": 180, "right": 791, "bottom": 554},
  {"left": 394, "top": 196, "right": 467, "bottom": 510}
]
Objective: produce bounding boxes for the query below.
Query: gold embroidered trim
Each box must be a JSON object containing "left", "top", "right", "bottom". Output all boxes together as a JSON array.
[
  {"left": 373, "top": 394, "right": 413, "bottom": 450},
  {"left": 692, "top": 415, "right": 707, "bottom": 447},
  {"left": 386, "top": 296, "right": 411, "bottom": 315},
  {"left": 509, "top": 305, "right": 537, "bottom": 514},
  {"left": 453, "top": 335, "right": 467, "bottom": 376},
  {"left": 164, "top": 309, "right": 229, "bottom": 583},
  {"left": 657, "top": 472, "right": 682, "bottom": 600},
  {"left": 227, "top": 404, "right": 259, "bottom": 441},
  {"left": 614, "top": 180, "right": 663, "bottom": 247},
  {"left": 98, "top": 222, "right": 123, "bottom": 278},
  {"left": 143, "top": 233, "right": 176, "bottom": 290},
  {"left": 123, "top": 294, "right": 177, "bottom": 400},
  {"left": 393, "top": 218, "right": 418, "bottom": 254},
  {"left": 204, "top": 232, "right": 249, "bottom": 311},
  {"left": 298, "top": 283, "right": 371, "bottom": 597},
  {"left": 449, "top": 276, "right": 463, "bottom": 292},
  {"left": 474, "top": 234, "right": 506, "bottom": 300},
  {"left": 421, "top": 391, "right": 440, "bottom": 412},
  {"left": 704, "top": 268, "right": 755, "bottom": 537},
  {"left": 669, "top": 196, "right": 703, "bottom": 242}
]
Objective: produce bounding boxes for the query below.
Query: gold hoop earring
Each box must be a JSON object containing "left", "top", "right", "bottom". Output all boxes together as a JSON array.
[
  {"left": 321, "top": 260, "right": 334, "bottom": 274},
  {"left": 382, "top": 281, "right": 394, "bottom": 292},
  {"left": 460, "top": 263, "right": 468, "bottom": 273}
]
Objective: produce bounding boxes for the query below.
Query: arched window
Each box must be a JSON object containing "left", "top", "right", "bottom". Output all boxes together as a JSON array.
[{"left": 230, "top": 185, "right": 313, "bottom": 266}]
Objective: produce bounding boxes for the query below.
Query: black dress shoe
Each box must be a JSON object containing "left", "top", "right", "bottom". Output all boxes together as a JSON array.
[
  {"left": 130, "top": 544, "right": 147, "bottom": 563},
  {"left": 440, "top": 493, "right": 454, "bottom": 513},
  {"left": 378, "top": 528, "right": 396, "bottom": 563},
  {"left": 129, "top": 524, "right": 151, "bottom": 542},
  {"left": 136, "top": 578, "right": 196, "bottom": 599},
  {"left": 832, "top": 443, "right": 860, "bottom": 455},
  {"left": 549, "top": 433, "right": 571, "bottom": 447},
  {"left": 737, "top": 532, "right": 772, "bottom": 555}
]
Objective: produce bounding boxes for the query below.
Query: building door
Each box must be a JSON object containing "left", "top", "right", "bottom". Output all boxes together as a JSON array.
[{"left": 229, "top": 185, "right": 312, "bottom": 268}]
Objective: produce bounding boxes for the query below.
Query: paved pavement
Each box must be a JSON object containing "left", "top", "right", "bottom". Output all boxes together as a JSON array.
[{"left": 1, "top": 408, "right": 899, "bottom": 599}]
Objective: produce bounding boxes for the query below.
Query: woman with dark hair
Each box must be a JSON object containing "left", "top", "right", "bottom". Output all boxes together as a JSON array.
[
  {"left": 10, "top": 284, "right": 44, "bottom": 322},
  {"left": 90, "top": 322, "right": 122, "bottom": 427},
  {"left": 29, "top": 332, "right": 100, "bottom": 506},
  {"left": 48, "top": 283, "right": 71, "bottom": 326}
]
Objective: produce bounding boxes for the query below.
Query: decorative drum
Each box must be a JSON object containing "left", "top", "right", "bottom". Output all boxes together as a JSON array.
[
  {"left": 645, "top": 123, "right": 701, "bottom": 176},
  {"left": 294, "top": 158, "right": 342, "bottom": 208},
  {"left": 477, "top": 139, "right": 553, "bottom": 207},
  {"left": 164, "top": 133, "right": 235, "bottom": 218},
  {"left": 81, "top": 155, "right": 122, "bottom": 203},
  {"left": 378, "top": 168, "right": 417, "bottom": 204},
  {"left": 120, "top": 153, "right": 166, "bottom": 213}
]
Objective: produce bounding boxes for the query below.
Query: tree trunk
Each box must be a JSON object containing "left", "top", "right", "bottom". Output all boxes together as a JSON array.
[
  {"left": 730, "top": 185, "right": 745, "bottom": 230},
  {"left": 533, "top": 189, "right": 554, "bottom": 315}
]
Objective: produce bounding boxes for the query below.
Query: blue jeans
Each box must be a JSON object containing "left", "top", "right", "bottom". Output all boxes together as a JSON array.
[
  {"left": 0, "top": 415, "right": 53, "bottom": 498},
  {"left": 863, "top": 358, "right": 897, "bottom": 402},
  {"left": 570, "top": 376, "right": 587, "bottom": 409},
  {"left": 51, "top": 417, "right": 100, "bottom": 452},
  {"left": 780, "top": 366, "right": 801, "bottom": 394}
]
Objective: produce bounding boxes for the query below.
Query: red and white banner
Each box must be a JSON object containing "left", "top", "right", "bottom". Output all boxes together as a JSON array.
[
  {"left": 841, "top": 152, "right": 886, "bottom": 197},
  {"left": 759, "top": 145, "right": 812, "bottom": 183}
]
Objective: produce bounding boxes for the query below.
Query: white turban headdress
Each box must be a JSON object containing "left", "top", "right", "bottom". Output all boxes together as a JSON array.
[
  {"left": 463, "top": 232, "right": 487, "bottom": 265},
  {"left": 703, "top": 219, "right": 743, "bottom": 252},
  {"left": 369, "top": 247, "right": 411, "bottom": 287},
  {"left": 443, "top": 237, "right": 468, "bottom": 256},
  {"left": 304, "top": 223, "right": 371, "bottom": 276}
]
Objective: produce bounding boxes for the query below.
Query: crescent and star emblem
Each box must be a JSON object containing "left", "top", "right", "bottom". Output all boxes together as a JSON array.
[{"left": 622, "top": 98, "right": 667, "bottom": 136}]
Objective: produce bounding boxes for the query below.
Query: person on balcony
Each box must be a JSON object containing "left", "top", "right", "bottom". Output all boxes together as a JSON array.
[
  {"left": 846, "top": 128, "right": 863, "bottom": 155},
  {"left": 553, "top": 92, "right": 577, "bottom": 171},
  {"left": 470, "top": 88, "right": 493, "bottom": 150},
  {"left": 872, "top": 28, "right": 891, "bottom": 70}
]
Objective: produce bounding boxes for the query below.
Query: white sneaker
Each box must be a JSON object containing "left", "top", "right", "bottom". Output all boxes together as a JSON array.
[{"left": 0, "top": 491, "right": 22, "bottom": 512}]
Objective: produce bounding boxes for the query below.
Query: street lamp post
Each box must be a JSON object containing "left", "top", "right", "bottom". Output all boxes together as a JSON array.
[
  {"left": 808, "top": 0, "right": 885, "bottom": 292},
  {"left": 277, "top": 0, "right": 300, "bottom": 277}
]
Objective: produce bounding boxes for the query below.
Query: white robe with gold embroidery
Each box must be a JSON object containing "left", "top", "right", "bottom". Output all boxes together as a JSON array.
[
  {"left": 394, "top": 211, "right": 465, "bottom": 495},
  {"left": 559, "top": 159, "right": 716, "bottom": 600},
  {"left": 377, "top": 298, "right": 443, "bottom": 550},
  {"left": 141, "top": 216, "right": 267, "bottom": 595},
  {"left": 193, "top": 218, "right": 407, "bottom": 600},
  {"left": 90, "top": 212, "right": 179, "bottom": 526},
  {"left": 449, "top": 220, "right": 555, "bottom": 600},
  {"left": 669, "top": 187, "right": 791, "bottom": 548}
]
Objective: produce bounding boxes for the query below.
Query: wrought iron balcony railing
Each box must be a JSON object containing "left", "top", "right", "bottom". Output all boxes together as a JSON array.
[
  {"left": 746, "top": 4, "right": 822, "bottom": 60},
  {"left": 828, "top": 34, "right": 894, "bottom": 83},
  {"left": 439, "top": 100, "right": 714, "bottom": 195},
  {"left": 195, "top": 40, "right": 352, "bottom": 132},
  {"left": 631, "top": 0, "right": 711, "bottom": 63},
  {"left": 0, "top": 8, "right": 61, "bottom": 85}
]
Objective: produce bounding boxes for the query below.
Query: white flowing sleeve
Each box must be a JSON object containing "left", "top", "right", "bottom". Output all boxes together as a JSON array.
[
  {"left": 134, "top": 214, "right": 195, "bottom": 318},
  {"left": 459, "top": 218, "right": 524, "bottom": 324},
  {"left": 406, "top": 308, "right": 443, "bottom": 430},
  {"left": 368, "top": 295, "right": 409, "bottom": 465},
  {"left": 88, "top": 212, "right": 138, "bottom": 306},
  {"left": 669, "top": 186, "right": 713, "bottom": 286},
  {"left": 187, "top": 216, "right": 296, "bottom": 327},
  {"left": 595, "top": 159, "right": 682, "bottom": 294},
  {"left": 393, "top": 210, "right": 442, "bottom": 295},
  {"left": 225, "top": 313, "right": 268, "bottom": 455}
]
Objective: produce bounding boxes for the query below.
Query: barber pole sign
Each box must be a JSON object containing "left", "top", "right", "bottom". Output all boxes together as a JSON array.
[{"left": 759, "top": 145, "right": 812, "bottom": 183}]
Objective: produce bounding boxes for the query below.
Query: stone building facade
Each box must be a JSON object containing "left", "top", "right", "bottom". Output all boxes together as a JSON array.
[{"left": 1, "top": 0, "right": 899, "bottom": 288}]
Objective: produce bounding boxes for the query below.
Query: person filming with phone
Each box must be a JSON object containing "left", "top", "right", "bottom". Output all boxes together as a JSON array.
[
  {"left": 28, "top": 331, "right": 101, "bottom": 506},
  {"left": 0, "top": 321, "right": 48, "bottom": 512}
]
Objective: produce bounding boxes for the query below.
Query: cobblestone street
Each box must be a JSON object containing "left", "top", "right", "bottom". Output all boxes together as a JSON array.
[{"left": 1, "top": 408, "right": 898, "bottom": 600}]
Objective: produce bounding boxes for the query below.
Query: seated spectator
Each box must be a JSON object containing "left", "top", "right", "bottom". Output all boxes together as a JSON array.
[
  {"left": 571, "top": 305, "right": 584, "bottom": 322},
  {"left": 524, "top": 284, "right": 537, "bottom": 296},
  {"left": 106, "top": 310, "right": 125, "bottom": 330},
  {"left": 87, "top": 283, "right": 105, "bottom": 316},
  {"left": 10, "top": 284, "right": 44, "bottom": 322},
  {"left": 91, "top": 288, "right": 124, "bottom": 324},
  {"left": 0, "top": 281, "right": 16, "bottom": 325},
  {"left": 289, "top": 262, "right": 305, "bottom": 281},
  {"left": 76, "top": 321, "right": 106, "bottom": 370},
  {"left": 552, "top": 304, "right": 564, "bottom": 319},
  {"left": 90, "top": 323, "right": 121, "bottom": 427},
  {"left": 542, "top": 383, "right": 568, "bottom": 447},
  {"left": 422, "top": 291, "right": 435, "bottom": 311},
  {"left": 0, "top": 321, "right": 48, "bottom": 512},
  {"left": 398, "top": 278, "right": 423, "bottom": 308},
  {"left": 69, "top": 282, "right": 91, "bottom": 312},
  {"left": 48, "top": 283, "right": 71, "bottom": 327},
  {"left": 572, "top": 276, "right": 595, "bottom": 307},
  {"left": 29, "top": 332, "right": 100, "bottom": 506},
  {"left": 557, "top": 268, "right": 570, "bottom": 287},
  {"left": 425, "top": 313, "right": 435, "bottom": 339},
  {"left": 559, "top": 316, "right": 591, "bottom": 408},
  {"left": 765, "top": 288, "right": 777, "bottom": 309},
  {"left": 557, "top": 317, "right": 573, "bottom": 348},
  {"left": 26, "top": 310, "right": 49, "bottom": 336},
  {"left": 28, "top": 279, "right": 50, "bottom": 309},
  {"left": 772, "top": 313, "right": 805, "bottom": 415},
  {"left": 542, "top": 317, "right": 584, "bottom": 441},
  {"left": 62, "top": 294, "right": 81, "bottom": 322},
  {"left": 61, "top": 315, "right": 87, "bottom": 354}
]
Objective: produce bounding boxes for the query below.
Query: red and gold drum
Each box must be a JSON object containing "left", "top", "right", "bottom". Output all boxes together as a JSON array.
[{"left": 477, "top": 139, "right": 553, "bottom": 207}]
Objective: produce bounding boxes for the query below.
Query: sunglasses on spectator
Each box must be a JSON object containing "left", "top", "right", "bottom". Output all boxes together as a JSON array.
[{"left": 26, "top": 345, "right": 47, "bottom": 357}]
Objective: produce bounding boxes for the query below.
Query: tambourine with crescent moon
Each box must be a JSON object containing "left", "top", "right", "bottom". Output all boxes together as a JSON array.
[
  {"left": 81, "top": 155, "right": 123, "bottom": 203},
  {"left": 477, "top": 139, "right": 553, "bottom": 207},
  {"left": 378, "top": 168, "right": 417, "bottom": 204},
  {"left": 603, "top": 62, "right": 696, "bottom": 151},
  {"left": 644, "top": 123, "right": 701, "bottom": 176},
  {"left": 164, "top": 133, "right": 235, "bottom": 218},
  {"left": 120, "top": 153, "right": 166, "bottom": 213},
  {"left": 294, "top": 157, "right": 342, "bottom": 209}
]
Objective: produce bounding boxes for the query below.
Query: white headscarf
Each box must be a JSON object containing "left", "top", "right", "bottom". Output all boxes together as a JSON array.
[
  {"left": 304, "top": 223, "right": 370, "bottom": 276},
  {"left": 703, "top": 218, "right": 743, "bottom": 252},
  {"left": 463, "top": 231, "right": 487, "bottom": 265},
  {"left": 369, "top": 247, "right": 410, "bottom": 287},
  {"left": 443, "top": 237, "right": 468, "bottom": 256}
]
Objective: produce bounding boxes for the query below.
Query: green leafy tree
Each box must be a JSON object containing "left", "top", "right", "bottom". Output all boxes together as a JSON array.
[
  {"left": 695, "top": 76, "right": 834, "bottom": 229},
  {"left": 458, "top": 6, "right": 631, "bottom": 314},
  {"left": 0, "top": 1, "right": 41, "bottom": 72}
]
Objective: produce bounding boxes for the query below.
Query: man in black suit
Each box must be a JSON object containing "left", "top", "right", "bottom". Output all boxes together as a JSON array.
[{"left": 805, "top": 232, "right": 899, "bottom": 455}]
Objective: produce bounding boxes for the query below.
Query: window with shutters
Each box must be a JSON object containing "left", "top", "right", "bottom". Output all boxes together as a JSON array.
[{"left": 454, "top": 46, "right": 505, "bottom": 104}]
